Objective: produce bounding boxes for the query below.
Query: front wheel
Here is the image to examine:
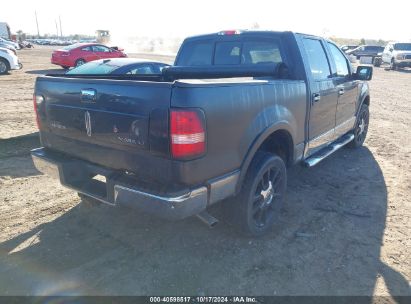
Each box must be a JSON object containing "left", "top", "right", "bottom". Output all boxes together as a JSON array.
[
  {"left": 228, "top": 152, "right": 287, "bottom": 237},
  {"left": 348, "top": 104, "right": 369, "bottom": 148},
  {"left": 0, "top": 58, "right": 10, "bottom": 75}
]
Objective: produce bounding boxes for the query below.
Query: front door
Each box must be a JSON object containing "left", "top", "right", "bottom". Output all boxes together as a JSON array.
[
  {"left": 301, "top": 37, "right": 339, "bottom": 156},
  {"left": 327, "top": 42, "right": 358, "bottom": 138}
]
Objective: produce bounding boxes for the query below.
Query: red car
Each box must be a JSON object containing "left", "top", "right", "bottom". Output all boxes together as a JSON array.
[{"left": 51, "top": 43, "right": 127, "bottom": 69}]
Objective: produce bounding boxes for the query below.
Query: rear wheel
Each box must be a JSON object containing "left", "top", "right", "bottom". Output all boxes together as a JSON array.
[
  {"left": 390, "top": 59, "right": 397, "bottom": 70},
  {"left": 373, "top": 57, "right": 381, "bottom": 67},
  {"left": 75, "top": 59, "right": 85, "bottom": 67},
  {"left": 228, "top": 152, "right": 287, "bottom": 237},
  {"left": 0, "top": 58, "right": 10, "bottom": 75},
  {"left": 78, "top": 193, "right": 101, "bottom": 208},
  {"left": 348, "top": 104, "right": 369, "bottom": 148}
]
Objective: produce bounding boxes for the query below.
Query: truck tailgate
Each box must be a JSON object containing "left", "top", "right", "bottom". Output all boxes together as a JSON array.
[{"left": 35, "top": 76, "right": 172, "bottom": 173}]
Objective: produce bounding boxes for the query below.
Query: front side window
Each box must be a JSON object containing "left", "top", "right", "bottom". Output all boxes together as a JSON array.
[
  {"left": 328, "top": 42, "right": 349, "bottom": 77},
  {"left": 302, "top": 38, "right": 331, "bottom": 80},
  {"left": 93, "top": 45, "right": 111, "bottom": 52}
]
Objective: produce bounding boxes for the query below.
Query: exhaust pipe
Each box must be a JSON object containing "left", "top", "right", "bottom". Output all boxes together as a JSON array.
[{"left": 196, "top": 211, "right": 219, "bottom": 228}]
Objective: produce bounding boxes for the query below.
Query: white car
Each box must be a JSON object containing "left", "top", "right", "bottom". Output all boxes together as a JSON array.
[{"left": 0, "top": 47, "right": 22, "bottom": 74}]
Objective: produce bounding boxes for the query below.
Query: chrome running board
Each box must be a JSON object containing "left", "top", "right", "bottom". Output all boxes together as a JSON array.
[{"left": 304, "top": 133, "right": 355, "bottom": 167}]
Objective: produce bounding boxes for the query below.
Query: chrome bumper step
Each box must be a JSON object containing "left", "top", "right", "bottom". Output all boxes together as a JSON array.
[{"left": 304, "top": 133, "right": 355, "bottom": 167}]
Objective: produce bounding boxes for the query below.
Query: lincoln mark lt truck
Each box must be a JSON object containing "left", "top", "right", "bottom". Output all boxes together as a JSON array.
[{"left": 31, "top": 31, "right": 373, "bottom": 236}]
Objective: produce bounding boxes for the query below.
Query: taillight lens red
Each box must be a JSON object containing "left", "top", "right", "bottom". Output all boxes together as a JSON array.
[{"left": 170, "top": 109, "right": 206, "bottom": 159}]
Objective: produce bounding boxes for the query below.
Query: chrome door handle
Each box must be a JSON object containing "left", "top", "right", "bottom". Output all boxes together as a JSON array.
[
  {"left": 81, "top": 88, "right": 97, "bottom": 103},
  {"left": 312, "top": 93, "right": 321, "bottom": 102},
  {"left": 338, "top": 89, "right": 345, "bottom": 95}
]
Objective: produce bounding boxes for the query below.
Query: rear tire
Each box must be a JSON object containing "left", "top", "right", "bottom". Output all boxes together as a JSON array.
[
  {"left": 348, "top": 104, "right": 369, "bottom": 148},
  {"left": 227, "top": 152, "right": 287, "bottom": 237},
  {"left": 373, "top": 57, "right": 381, "bottom": 67},
  {"left": 78, "top": 193, "right": 101, "bottom": 208},
  {"left": 0, "top": 58, "right": 10, "bottom": 75}
]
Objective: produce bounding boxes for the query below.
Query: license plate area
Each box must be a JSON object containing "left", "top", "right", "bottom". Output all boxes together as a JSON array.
[{"left": 61, "top": 161, "right": 115, "bottom": 205}]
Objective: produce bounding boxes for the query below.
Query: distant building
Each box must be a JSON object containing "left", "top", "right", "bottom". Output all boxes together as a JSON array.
[{"left": 0, "top": 22, "right": 11, "bottom": 39}]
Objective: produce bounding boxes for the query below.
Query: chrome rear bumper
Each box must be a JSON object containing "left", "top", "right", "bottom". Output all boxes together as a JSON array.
[{"left": 31, "top": 148, "right": 238, "bottom": 220}]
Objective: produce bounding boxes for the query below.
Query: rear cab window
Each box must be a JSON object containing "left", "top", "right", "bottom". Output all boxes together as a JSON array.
[{"left": 176, "top": 35, "right": 285, "bottom": 67}]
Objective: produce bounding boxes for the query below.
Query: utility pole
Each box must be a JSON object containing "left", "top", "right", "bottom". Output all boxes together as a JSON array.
[
  {"left": 35, "top": 11, "right": 40, "bottom": 38},
  {"left": 59, "top": 16, "right": 63, "bottom": 37},
  {"left": 55, "top": 20, "right": 59, "bottom": 38}
]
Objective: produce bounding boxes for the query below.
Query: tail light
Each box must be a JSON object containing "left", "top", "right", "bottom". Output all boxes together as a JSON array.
[
  {"left": 170, "top": 109, "right": 206, "bottom": 159},
  {"left": 33, "top": 94, "right": 43, "bottom": 129}
]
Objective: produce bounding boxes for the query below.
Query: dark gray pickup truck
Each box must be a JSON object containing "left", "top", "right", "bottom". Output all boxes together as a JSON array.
[{"left": 31, "top": 30, "right": 373, "bottom": 236}]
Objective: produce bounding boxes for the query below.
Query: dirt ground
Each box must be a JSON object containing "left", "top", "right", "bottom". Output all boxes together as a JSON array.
[{"left": 0, "top": 46, "right": 410, "bottom": 298}]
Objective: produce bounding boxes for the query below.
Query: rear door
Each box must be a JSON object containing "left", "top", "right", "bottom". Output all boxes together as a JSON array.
[
  {"left": 300, "top": 37, "right": 338, "bottom": 155},
  {"left": 326, "top": 42, "right": 358, "bottom": 138}
]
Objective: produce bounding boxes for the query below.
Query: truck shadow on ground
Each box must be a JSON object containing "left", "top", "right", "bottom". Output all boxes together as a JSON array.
[
  {"left": 0, "top": 147, "right": 410, "bottom": 298},
  {"left": 0, "top": 133, "right": 40, "bottom": 178}
]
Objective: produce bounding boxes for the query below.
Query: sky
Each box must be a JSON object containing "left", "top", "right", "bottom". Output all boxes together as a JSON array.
[{"left": 1, "top": 0, "right": 410, "bottom": 41}]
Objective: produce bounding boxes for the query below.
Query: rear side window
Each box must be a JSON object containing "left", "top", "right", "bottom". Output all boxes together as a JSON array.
[
  {"left": 126, "top": 66, "right": 154, "bottom": 75},
  {"left": 302, "top": 38, "right": 331, "bottom": 80}
]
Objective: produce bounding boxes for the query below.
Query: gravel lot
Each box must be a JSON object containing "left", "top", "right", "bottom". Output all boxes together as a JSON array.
[{"left": 0, "top": 46, "right": 410, "bottom": 297}]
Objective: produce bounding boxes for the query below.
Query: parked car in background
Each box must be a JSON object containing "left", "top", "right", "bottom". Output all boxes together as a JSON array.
[
  {"left": 0, "top": 40, "right": 16, "bottom": 53},
  {"left": 66, "top": 58, "right": 170, "bottom": 75},
  {"left": 346, "top": 45, "right": 384, "bottom": 59},
  {"left": 382, "top": 42, "right": 411, "bottom": 70},
  {"left": 0, "top": 37, "right": 20, "bottom": 50},
  {"left": 51, "top": 43, "right": 127, "bottom": 69},
  {"left": 341, "top": 45, "right": 358, "bottom": 53},
  {"left": 0, "top": 47, "right": 22, "bottom": 74}
]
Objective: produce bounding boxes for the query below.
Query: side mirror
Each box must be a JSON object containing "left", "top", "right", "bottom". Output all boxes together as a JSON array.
[{"left": 355, "top": 65, "right": 373, "bottom": 81}]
